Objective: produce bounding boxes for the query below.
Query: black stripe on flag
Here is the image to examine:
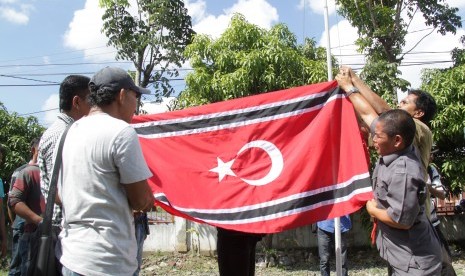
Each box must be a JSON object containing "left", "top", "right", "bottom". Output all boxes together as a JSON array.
[
  {"left": 155, "top": 176, "right": 371, "bottom": 222},
  {"left": 135, "top": 87, "right": 341, "bottom": 136}
]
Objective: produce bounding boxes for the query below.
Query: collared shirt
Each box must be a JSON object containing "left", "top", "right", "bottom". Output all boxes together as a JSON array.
[
  {"left": 317, "top": 215, "right": 351, "bottom": 233},
  {"left": 372, "top": 145, "right": 441, "bottom": 272},
  {"left": 38, "top": 113, "right": 74, "bottom": 224}
]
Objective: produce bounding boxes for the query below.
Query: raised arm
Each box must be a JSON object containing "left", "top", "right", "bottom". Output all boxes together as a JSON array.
[
  {"left": 341, "top": 66, "right": 391, "bottom": 114},
  {"left": 336, "top": 70, "right": 379, "bottom": 127}
]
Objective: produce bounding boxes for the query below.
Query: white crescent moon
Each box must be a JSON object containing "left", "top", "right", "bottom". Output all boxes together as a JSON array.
[{"left": 237, "top": 140, "right": 284, "bottom": 186}]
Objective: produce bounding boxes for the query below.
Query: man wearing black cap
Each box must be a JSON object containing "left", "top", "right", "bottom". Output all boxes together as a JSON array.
[{"left": 58, "top": 67, "right": 154, "bottom": 276}]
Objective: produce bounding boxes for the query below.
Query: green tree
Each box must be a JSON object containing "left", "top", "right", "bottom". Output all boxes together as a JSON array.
[
  {"left": 336, "top": 0, "right": 462, "bottom": 103},
  {"left": 99, "top": 0, "right": 195, "bottom": 103},
  {"left": 0, "top": 103, "right": 44, "bottom": 186},
  {"left": 421, "top": 52, "right": 465, "bottom": 192},
  {"left": 176, "top": 14, "right": 329, "bottom": 108}
]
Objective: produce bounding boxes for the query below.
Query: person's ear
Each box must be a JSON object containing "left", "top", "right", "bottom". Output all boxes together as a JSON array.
[
  {"left": 412, "top": 109, "right": 424, "bottom": 120},
  {"left": 72, "top": 95, "right": 86, "bottom": 111},
  {"left": 72, "top": 96, "right": 80, "bottom": 109},
  {"left": 394, "top": 135, "right": 404, "bottom": 148},
  {"left": 117, "top": 89, "right": 126, "bottom": 105}
]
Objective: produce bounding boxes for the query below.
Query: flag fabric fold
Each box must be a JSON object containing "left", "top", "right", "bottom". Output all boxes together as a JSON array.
[{"left": 132, "top": 80, "right": 373, "bottom": 234}]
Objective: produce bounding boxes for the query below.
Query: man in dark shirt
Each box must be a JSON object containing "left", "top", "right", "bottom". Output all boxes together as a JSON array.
[
  {"left": 366, "top": 110, "right": 441, "bottom": 275},
  {"left": 8, "top": 137, "right": 44, "bottom": 275}
]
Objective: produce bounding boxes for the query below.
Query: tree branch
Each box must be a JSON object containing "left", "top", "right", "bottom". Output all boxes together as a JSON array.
[
  {"left": 367, "top": 0, "right": 379, "bottom": 31},
  {"left": 405, "top": 6, "right": 418, "bottom": 31}
]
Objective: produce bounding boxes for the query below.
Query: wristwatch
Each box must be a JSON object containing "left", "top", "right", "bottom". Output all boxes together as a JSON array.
[{"left": 346, "top": 86, "right": 360, "bottom": 97}]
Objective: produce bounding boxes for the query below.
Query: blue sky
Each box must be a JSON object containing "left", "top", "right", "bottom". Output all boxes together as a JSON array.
[{"left": 0, "top": 0, "right": 464, "bottom": 127}]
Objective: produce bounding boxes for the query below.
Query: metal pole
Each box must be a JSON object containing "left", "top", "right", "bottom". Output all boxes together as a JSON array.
[
  {"left": 334, "top": 217, "right": 342, "bottom": 276},
  {"left": 324, "top": 1, "right": 342, "bottom": 275},
  {"left": 324, "top": 0, "right": 333, "bottom": 81}
]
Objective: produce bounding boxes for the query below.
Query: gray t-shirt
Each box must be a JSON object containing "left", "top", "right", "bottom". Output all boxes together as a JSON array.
[
  {"left": 372, "top": 145, "right": 441, "bottom": 272},
  {"left": 59, "top": 113, "right": 152, "bottom": 276}
]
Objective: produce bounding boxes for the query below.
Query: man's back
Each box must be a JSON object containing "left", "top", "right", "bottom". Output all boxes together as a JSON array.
[
  {"left": 413, "top": 118, "right": 433, "bottom": 173},
  {"left": 38, "top": 113, "right": 74, "bottom": 224},
  {"left": 59, "top": 114, "right": 152, "bottom": 276}
]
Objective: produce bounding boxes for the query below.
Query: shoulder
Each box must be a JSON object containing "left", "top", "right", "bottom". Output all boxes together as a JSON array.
[
  {"left": 12, "top": 164, "right": 28, "bottom": 176},
  {"left": 39, "top": 117, "right": 71, "bottom": 150},
  {"left": 85, "top": 114, "right": 129, "bottom": 129},
  {"left": 413, "top": 118, "right": 432, "bottom": 139},
  {"left": 392, "top": 152, "right": 422, "bottom": 175},
  {"left": 19, "top": 164, "right": 40, "bottom": 175}
]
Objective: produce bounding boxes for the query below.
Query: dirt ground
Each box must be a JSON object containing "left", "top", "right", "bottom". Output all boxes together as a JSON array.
[{"left": 140, "top": 245, "right": 465, "bottom": 276}]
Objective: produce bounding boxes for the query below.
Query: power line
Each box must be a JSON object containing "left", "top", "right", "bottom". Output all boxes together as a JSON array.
[
  {"left": 0, "top": 84, "right": 59, "bottom": 87},
  {"left": 18, "top": 108, "right": 58, "bottom": 116},
  {"left": 0, "top": 57, "right": 455, "bottom": 88},
  {"left": 2, "top": 69, "right": 194, "bottom": 77},
  {"left": 333, "top": 50, "right": 455, "bottom": 57},
  {"left": 0, "top": 74, "right": 60, "bottom": 84},
  {"left": 0, "top": 61, "right": 131, "bottom": 68},
  {"left": 0, "top": 45, "right": 110, "bottom": 64}
]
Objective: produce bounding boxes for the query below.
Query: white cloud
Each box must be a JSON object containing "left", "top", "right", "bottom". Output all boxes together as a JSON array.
[
  {"left": 63, "top": 0, "right": 115, "bottom": 62},
  {"left": 141, "top": 97, "right": 176, "bottom": 114},
  {"left": 400, "top": 11, "right": 465, "bottom": 88},
  {"left": 447, "top": 0, "right": 465, "bottom": 9},
  {"left": 187, "top": 0, "right": 278, "bottom": 39},
  {"left": 0, "top": 4, "right": 32, "bottom": 25},
  {"left": 319, "top": 9, "right": 465, "bottom": 90},
  {"left": 226, "top": 0, "right": 278, "bottom": 29},
  {"left": 192, "top": 14, "right": 232, "bottom": 39},
  {"left": 42, "top": 56, "right": 50, "bottom": 64},
  {"left": 298, "top": 0, "right": 336, "bottom": 15},
  {"left": 42, "top": 94, "right": 59, "bottom": 127},
  {"left": 184, "top": 0, "right": 206, "bottom": 23},
  {"left": 318, "top": 19, "right": 362, "bottom": 71}
]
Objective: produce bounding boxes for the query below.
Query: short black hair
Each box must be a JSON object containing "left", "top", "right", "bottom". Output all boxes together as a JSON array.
[
  {"left": 378, "top": 109, "right": 416, "bottom": 147},
  {"left": 59, "top": 75, "right": 91, "bottom": 111},
  {"left": 408, "top": 89, "right": 437, "bottom": 125}
]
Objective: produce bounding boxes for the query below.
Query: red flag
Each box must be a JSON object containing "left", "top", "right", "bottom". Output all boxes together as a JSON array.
[{"left": 132, "top": 80, "right": 373, "bottom": 233}]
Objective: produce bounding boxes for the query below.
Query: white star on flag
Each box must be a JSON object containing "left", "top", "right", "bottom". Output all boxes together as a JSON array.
[{"left": 210, "top": 157, "right": 236, "bottom": 182}]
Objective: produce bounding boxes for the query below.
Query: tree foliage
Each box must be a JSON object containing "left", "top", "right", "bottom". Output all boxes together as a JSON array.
[
  {"left": 100, "top": 0, "right": 195, "bottom": 100},
  {"left": 336, "top": 0, "right": 462, "bottom": 103},
  {"left": 0, "top": 103, "right": 44, "bottom": 186},
  {"left": 176, "top": 14, "right": 329, "bottom": 108},
  {"left": 421, "top": 55, "right": 465, "bottom": 192}
]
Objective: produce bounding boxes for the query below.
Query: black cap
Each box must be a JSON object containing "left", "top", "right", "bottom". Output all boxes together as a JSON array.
[{"left": 90, "top": 67, "right": 151, "bottom": 95}]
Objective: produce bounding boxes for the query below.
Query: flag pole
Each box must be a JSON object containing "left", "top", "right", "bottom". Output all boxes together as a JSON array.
[{"left": 324, "top": 0, "right": 343, "bottom": 276}]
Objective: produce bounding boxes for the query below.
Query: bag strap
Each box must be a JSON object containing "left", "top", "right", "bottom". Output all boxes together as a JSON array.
[{"left": 41, "top": 125, "right": 71, "bottom": 235}]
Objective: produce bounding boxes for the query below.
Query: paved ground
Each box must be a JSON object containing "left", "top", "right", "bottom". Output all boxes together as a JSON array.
[{"left": 140, "top": 246, "right": 465, "bottom": 275}]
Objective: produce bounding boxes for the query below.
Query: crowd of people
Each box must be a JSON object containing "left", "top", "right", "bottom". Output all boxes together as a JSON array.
[{"left": 0, "top": 65, "right": 456, "bottom": 276}]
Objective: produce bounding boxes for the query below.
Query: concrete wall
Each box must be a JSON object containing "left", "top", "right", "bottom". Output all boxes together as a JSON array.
[{"left": 143, "top": 213, "right": 465, "bottom": 253}]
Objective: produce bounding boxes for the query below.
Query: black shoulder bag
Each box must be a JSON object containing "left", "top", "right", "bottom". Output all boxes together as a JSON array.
[{"left": 27, "top": 126, "right": 71, "bottom": 276}]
